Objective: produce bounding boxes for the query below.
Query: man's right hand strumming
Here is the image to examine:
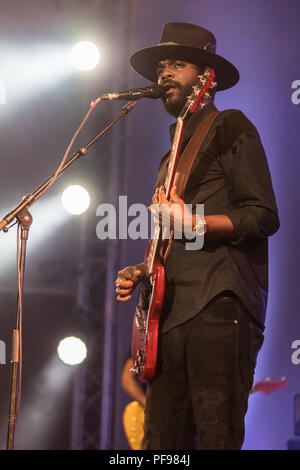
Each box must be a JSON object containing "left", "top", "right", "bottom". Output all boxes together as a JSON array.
[{"left": 115, "top": 264, "right": 147, "bottom": 302}]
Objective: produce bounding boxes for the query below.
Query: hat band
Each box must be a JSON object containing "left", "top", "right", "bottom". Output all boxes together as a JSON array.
[
  {"left": 158, "top": 41, "right": 180, "bottom": 46},
  {"left": 158, "top": 41, "right": 216, "bottom": 53}
]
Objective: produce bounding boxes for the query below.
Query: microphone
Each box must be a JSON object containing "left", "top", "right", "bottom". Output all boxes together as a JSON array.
[{"left": 99, "top": 84, "right": 163, "bottom": 101}]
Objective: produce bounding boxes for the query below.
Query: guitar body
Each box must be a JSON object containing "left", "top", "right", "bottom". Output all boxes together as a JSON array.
[
  {"left": 131, "top": 241, "right": 165, "bottom": 381},
  {"left": 123, "top": 401, "right": 145, "bottom": 450}
]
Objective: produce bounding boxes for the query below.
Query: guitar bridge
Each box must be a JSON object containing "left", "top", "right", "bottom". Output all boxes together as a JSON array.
[{"left": 131, "top": 350, "right": 146, "bottom": 377}]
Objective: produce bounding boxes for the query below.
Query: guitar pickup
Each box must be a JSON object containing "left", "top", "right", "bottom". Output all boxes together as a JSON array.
[{"left": 135, "top": 306, "right": 146, "bottom": 331}]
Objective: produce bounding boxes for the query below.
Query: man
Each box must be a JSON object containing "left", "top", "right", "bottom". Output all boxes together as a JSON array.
[{"left": 115, "top": 23, "right": 279, "bottom": 450}]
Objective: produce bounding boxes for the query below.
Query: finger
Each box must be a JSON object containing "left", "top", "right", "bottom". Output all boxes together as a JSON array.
[
  {"left": 148, "top": 203, "right": 160, "bottom": 213},
  {"left": 115, "top": 277, "right": 133, "bottom": 287},
  {"left": 152, "top": 188, "right": 159, "bottom": 204},
  {"left": 159, "top": 203, "right": 172, "bottom": 221},
  {"left": 115, "top": 279, "right": 134, "bottom": 288},
  {"left": 148, "top": 205, "right": 160, "bottom": 225},
  {"left": 117, "top": 294, "right": 131, "bottom": 302},
  {"left": 170, "top": 185, "right": 182, "bottom": 203},
  {"left": 116, "top": 281, "right": 134, "bottom": 291},
  {"left": 116, "top": 287, "right": 133, "bottom": 296},
  {"left": 117, "top": 271, "right": 135, "bottom": 282},
  {"left": 159, "top": 186, "right": 168, "bottom": 204},
  {"left": 157, "top": 205, "right": 174, "bottom": 231}
]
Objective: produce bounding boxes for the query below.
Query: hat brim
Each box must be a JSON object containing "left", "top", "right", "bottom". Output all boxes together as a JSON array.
[{"left": 130, "top": 44, "right": 239, "bottom": 91}]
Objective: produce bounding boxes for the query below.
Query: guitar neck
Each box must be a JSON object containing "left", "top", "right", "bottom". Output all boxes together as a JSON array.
[
  {"left": 164, "top": 117, "right": 185, "bottom": 197},
  {"left": 146, "top": 118, "right": 185, "bottom": 274},
  {"left": 145, "top": 67, "right": 216, "bottom": 274}
]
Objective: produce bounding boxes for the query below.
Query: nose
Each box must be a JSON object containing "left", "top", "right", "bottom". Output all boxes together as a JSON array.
[{"left": 158, "top": 65, "right": 175, "bottom": 84}]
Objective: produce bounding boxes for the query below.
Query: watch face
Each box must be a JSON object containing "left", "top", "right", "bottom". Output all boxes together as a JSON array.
[
  {"left": 195, "top": 220, "right": 207, "bottom": 237},
  {"left": 195, "top": 226, "right": 206, "bottom": 236},
  {"left": 192, "top": 215, "right": 207, "bottom": 236}
]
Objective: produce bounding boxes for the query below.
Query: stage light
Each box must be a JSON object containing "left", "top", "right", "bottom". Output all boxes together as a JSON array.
[
  {"left": 61, "top": 185, "right": 90, "bottom": 215},
  {"left": 70, "top": 41, "right": 100, "bottom": 71},
  {"left": 57, "top": 336, "right": 87, "bottom": 365},
  {"left": 0, "top": 43, "right": 74, "bottom": 104}
]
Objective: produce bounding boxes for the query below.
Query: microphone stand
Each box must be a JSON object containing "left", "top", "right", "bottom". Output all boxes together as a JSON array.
[{"left": 2, "top": 99, "right": 137, "bottom": 450}]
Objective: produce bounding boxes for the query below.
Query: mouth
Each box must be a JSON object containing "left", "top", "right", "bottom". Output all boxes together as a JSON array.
[
  {"left": 165, "top": 87, "right": 176, "bottom": 94},
  {"left": 162, "top": 84, "right": 178, "bottom": 99}
]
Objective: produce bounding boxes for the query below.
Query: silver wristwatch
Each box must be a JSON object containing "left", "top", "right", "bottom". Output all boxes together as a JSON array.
[{"left": 192, "top": 214, "right": 208, "bottom": 236}]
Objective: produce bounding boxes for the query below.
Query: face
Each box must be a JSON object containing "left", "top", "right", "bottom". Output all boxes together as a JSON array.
[{"left": 156, "top": 60, "right": 200, "bottom": 117}]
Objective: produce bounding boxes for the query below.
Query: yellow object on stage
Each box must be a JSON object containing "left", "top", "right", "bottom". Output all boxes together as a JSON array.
[{"left": 123, "top": 401, "right": 145, "bottom": 450}]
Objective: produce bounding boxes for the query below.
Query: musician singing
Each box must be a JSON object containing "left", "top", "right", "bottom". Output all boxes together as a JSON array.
[{"left": 115, "top": 23, "right": 279, "bottom": 450}]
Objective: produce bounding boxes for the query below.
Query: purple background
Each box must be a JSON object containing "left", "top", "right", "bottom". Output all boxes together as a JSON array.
[{"left": 0, "top": 0, "right": 299, "bottom": 450}]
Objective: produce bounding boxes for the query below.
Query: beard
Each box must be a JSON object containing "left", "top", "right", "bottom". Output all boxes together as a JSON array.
[{"left": 161, "top": 77, "right": 199, "bottom": 117}]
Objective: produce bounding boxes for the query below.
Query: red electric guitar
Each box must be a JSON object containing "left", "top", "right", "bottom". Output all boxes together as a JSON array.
[{"left": 131, "top": 67, "right": 216, "bottom": 381}]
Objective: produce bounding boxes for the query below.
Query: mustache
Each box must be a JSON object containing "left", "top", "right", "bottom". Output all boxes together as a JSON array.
[{"left": 162, "top": 80, "right": 181, "bottom": 90}]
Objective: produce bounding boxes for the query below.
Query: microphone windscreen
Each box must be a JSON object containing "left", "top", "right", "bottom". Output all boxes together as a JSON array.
[{"left": 149, "top": 84, "right": 163, "bottom": 99}]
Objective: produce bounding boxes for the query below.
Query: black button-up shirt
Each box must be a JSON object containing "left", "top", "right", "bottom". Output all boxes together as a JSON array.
[{"left": 154, "top": 102, "right": 279, "bottom": 333}]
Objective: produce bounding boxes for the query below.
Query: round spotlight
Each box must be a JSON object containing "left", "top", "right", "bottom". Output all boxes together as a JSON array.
[
  {"left": 57, "top": 336, "right": 87, "bottom": 365},
  {"left": 61, "top": 185, "right": 90, "bottom": 215},
  {"left": 70, "top": 41, "right": 100, "bottom": 71}
]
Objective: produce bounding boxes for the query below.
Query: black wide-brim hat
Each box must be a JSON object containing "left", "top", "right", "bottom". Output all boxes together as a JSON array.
[{"left": 130, "top": 22, "right": 239, "bottom": 91}]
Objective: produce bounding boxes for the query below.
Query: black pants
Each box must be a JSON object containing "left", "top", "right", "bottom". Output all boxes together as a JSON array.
[{"left": 142, "top": 296, "right": 264, "bottom": 450}]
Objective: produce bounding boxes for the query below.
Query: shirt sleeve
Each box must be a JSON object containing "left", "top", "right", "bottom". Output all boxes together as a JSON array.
[{"left": 217, "top": 110, "right": 280, "bottom": 242}]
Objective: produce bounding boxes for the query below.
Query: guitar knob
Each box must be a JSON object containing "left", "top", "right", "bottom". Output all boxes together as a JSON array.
[{"left": 130, "top": 366, "right": 143, "bottom": 377}]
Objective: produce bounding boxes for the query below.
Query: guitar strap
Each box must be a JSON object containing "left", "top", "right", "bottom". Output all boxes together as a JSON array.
[{"left": 161, "top": 110, "right": 220, "bottom": 263}]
